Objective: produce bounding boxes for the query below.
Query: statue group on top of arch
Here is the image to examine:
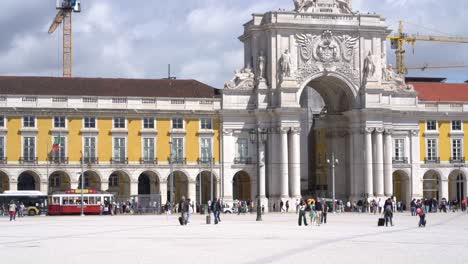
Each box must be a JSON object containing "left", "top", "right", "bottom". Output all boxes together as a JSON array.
[
  {"left": 224, "top": 65, "right": 255, "bottom": 90},
  {"left": 295, "top": 30, "right": 359, "bottom": 85},
  {"left": 293, "top": 0, "right": 353, "bottom": 14}
]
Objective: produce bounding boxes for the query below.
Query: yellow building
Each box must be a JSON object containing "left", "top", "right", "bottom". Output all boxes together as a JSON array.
[{"left": 0, "top": 76, "right": 221, "bottom": 206}]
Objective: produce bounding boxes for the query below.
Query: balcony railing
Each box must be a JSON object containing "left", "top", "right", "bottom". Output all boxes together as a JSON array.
[
  {"left": 450, "top": 157, "right": 466, "bottom": 164},
  {"left": 392, "top": 157, "right": 408, "bottom": 164},
  {"left": 234, "top": 157, "right": 253, "bottom": 165},
  {"left": 111, "top": 157, "right": 128, "bottom": 164},
  {"left": 168, "top": 157, "right": 186, "bottom": 165},
  {"left": 424, "top": 157, "right": 440, "bottom": 164},
  {"left": 197, "top": 158, "right": 214, "bottom": 165},
  {"left": 20, "top": 157, "right": 38, "bottom": 164},
  {"left": 140, "top": 158, "right": 158, "bottom": 165},
  {"left": 0, "top": 157, "right": 6, "bottom": 164},
  {"left": 82, "top": 157, "right": 99, "bottom": 165},
  {"left": 49, "top": 156, "right": 69, "bottom": 165}
]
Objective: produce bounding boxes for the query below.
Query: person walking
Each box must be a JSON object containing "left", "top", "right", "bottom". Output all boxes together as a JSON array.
[
  {"left": 9, "top": 201, "right": 16, "bottom": 221},
  {"left": 315, "top": 198, "right": 323, "bottom": 224},
  {"left": 416, "top": 207, "right": 426, "bottom": 227},
  {"left": 280, "top": 200, "right": 285, "bottom": 213},
  {"left": 309, "top": 201, "right": 319, "bottom": 226},
  {"left": 321, "top": 199, "right": 329, "bottom": 224},
  {"left": 295, "top": 199, "right": 299, "bottom": 214},
  {"left": 410, "top": 199, "right": 417, "bottom": 216},
  {"left": 186, "top": 198, "right": 192, "bottom": 224},
  {"left": 383, "top": 198, "right": 393, "bottom": 227},
  {"left": 298, "top": 199, "right": 308, "bottom": 226},
  {"left": 286, "top": 200, "right": 290, "bottom": 213},
  {"left": 212, "top": 198, "right": 221, "bottom": 224},
  {"left": 178, "top": 196, "right": 187, "bottom": 225},
  {"left": 19, "top": 202, "right": 25, "bottom": 218}
]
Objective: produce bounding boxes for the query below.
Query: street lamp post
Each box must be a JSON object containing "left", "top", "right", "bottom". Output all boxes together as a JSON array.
[
  {"left": 250, "top": 128, "right": 267, "bottom": 221},
  {"left": 327, "top": 152, "right": 339, "bottom": 213},
  {"left": 169, "top": 141, "right": 174, "bottom": 209}
]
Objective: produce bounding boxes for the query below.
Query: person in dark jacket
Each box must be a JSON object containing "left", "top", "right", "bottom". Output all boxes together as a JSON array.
[
  {"left": 383, "top": 198, "right": 393, "bottom": 227},
  {"left": 298, "top": 199, "right": 308, "bottom": 226},
  {"left": 211, "top": 198, "right": 222, "bottom": 224},
  {"left": 321, "top": 200, "right": 329, "bottom": 224},
  {"left": 315, "top": 198, "right": 323, "bottom": 223},
  {"left": 178, "top": 196, "right": 188, "bottom": 225}
]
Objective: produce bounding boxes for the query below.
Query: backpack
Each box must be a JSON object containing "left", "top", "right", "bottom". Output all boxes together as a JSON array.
[{"left": 416, "top": 208, "right": 422, "bottom": 215}]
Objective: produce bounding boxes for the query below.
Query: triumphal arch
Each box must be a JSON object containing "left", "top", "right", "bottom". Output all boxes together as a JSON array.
[{"left": 222, "top": 0, "right": 419, "bottom": 209}]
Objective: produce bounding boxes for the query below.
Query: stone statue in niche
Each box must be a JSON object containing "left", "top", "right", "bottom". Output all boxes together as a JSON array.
[
  {"left": 361, "top": 51, "right": 376, "bottom": 87},
  {"left": 256, "top": 51, "right": 266, "bottom": 81},
  {"left": 224, "top": 65, "right": 255, "bottom": 89},
  {"left": 280, "top": 49, "right": 293, "bottom": 78}
]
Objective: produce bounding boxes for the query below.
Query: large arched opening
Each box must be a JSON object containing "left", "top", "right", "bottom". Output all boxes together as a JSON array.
[
  {"left": 108, "top": 171, "right": 131, "bottom": 201},
  {"left": 196, "top": 171, "right": 217, "bottom": 205},
  {"left": 449, "top": 170, "right": 466, "bottom": 201},
  {"left": 393, "top": 170, "right": 410, "bottom": 206},
  {"left": 298, "top": 74, "right": 357, "bottom": 197},
  {"left": 138, "top": 171, "right": 160, "bottom": 195},
  {"left": 0, "top": 171, "right": 9, "bottom": 193},
  {"left": 49, "top": 171, "right": 71, "bottom": 194},
  {"left": 423, "top": 170, "right": 441, "bottom": 200},
  {"left": 167, "top": 171, "right": 188, "bottom": 203},
  {"left": 233, "top": 171, "right": 251, "bottom": 201},
  {"left": 79, "top": 171, "right": 101, "bottom": 191},
  {"left": 18, "top": 171, "right": 41, "bottom": 191}
]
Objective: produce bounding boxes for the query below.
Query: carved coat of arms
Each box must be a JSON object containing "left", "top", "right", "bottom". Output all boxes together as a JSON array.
[{"left": 295, "top": 30, "right": 359, "bottom": 85}]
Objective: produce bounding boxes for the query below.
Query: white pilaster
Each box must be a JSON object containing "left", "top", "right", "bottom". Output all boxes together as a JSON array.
[
  {"left": 365, "top": 128, "right": 374, "bottom": 196},
  {"left": 188, "top": 180, "right": 196, "bottom": 201},
  {"left": 130, "top": 181, "right": 138, "bottom": 196},
  {"left": 290, "top": 128, "right": 301, "bottom": 199},
  {"left": 160, "top": 181, "right": 168, "bottom": 204},
  {"left": 101, "top": 181, "right": 109, "bottom": 192},
  {"left": 374, "top": 128, "right": 384, "bottom": 197},
  {"left": 410, "top": 130, "right": 422, "bottom": 198},
  {"left": 280, "top": 128, "right": 289, "bottom": 198},
  {"left": 9, "top": 180, "right": 17, "bottom": 191},
  {"left": 384, "top": 130, "right": 393, "bottom": 197},
  {"left": 441, "top": 179, "right": 449, "bottom": 200}
]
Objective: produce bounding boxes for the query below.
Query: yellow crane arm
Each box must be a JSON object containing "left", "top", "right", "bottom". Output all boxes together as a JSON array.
[{"left": 48, "top": 10, "right": 66, "bottom": 34}]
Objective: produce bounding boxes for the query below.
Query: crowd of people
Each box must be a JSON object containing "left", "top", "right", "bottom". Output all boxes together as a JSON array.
[
  {"left": 297, "top": 197, "right": 329, "bottom": 226},
  {"left": 2, "top": 201, "right": 26, "bottom": 221}
]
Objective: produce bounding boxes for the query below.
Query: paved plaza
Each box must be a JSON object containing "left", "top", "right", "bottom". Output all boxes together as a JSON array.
[{"left": 1, "top": 212, "right": 467, "bottom": 264}]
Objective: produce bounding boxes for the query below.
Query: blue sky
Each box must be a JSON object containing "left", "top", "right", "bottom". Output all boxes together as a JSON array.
[{"left": 1, "top": 0, "right": 467, "bottom": 87}]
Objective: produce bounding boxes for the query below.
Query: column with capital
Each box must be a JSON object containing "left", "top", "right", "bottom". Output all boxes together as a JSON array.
[
  {"left": 289, "top": 127, "right": 301, "bottom": 199},
  {"left": 188, "top": 180, "right": 196, "bottom": 201},
  {"left": 374, "top": 128, "right": 384, "bottom": 197},
  {"left": 384, "top": 129, "right": 393, "bottom": 197},
  {"left": 364, "top": 128, "right": 374, "bottom": 196},
  {"left": 160, "top": 180, "right": 168, "bottom": 204},
  {"left": 280, "top": 128, "right": 290, "bottom": 199},
  {"left": 410, "top": 129, "right": 422, "bottom": 198}
]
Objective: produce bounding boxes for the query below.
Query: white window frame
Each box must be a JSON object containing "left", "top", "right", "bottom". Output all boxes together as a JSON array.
[
  {"left": 171, "top": 118, "right": 184, "bottom": 129},
  {"left": 83, "top": 116, "right": 97, "bottom": 129},
  {"left": 394, "top": 138, "right": 405, "bottom": 161},
  {"left": 83, "top": 136, "right": 97, "bottom": 161},
  {"left": 199, "top": 137, "right": 213, "bottom": 162},
  {"left": 53, "top": 116, "right": 67, "bottom": 129},
  {"left": 109, "top": 174, "right": 119, "bottom": 187},
  {"left": 22, "top": 136, "right": 36, "bottom": 161},
  {"left": 51, "top": 135, "right": 67, "bottom": 160},
  {"left": 426, "top": 120, "right": 437, "bottom": 131},
  {"left": 200, "top": 118, "right": 213, "bottom": 130},
  {"left": 451, "top": 120, "right": 462, "bottom": 132},
  {"left": 170, "top": 137, "right": 185, "bottom": 162},
  {"left": 426, "top": 138, "right": 438, "bottom": 161},
  {"left": 112, "top": 137, "right": 127, "bottom": 161},
  {"left": 22, "top": 115, "right": 36, "bottom": 128},
  {"left": 143, "top": 117, "right": 155, "bottom": 129},
  {"left": 113, "top": 117, "right": 126, "bottom": 129},
  {"left": 142, "top": 137, "right": 156, "bottom": 162},
  {"left": 236, "top": 138, "right": 249, "bottom": 160},
  {"left": 451, "top": 138, "right": 463, "bottom": 160}
]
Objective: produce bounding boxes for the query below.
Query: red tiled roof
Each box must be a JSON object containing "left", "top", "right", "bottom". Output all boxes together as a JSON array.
[
  {"left": 409, "top": 82, "right": 468, "bottom": 102},
  {"left": 0, "top": 76, "right": 220, "bottom": 98}
]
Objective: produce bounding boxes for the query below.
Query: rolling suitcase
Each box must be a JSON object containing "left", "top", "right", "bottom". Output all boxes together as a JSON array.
[{"left": 378, "top": 218, "right": 385, "bottom": 226}]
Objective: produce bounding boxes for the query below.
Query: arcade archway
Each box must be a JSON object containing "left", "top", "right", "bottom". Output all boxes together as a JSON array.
[
  {"left": 196, "top": 171, "right": 217, "bottom": 205},
  {"left": 18, "top": 171, "right": 41, "bottom": 191},
  {"left": 79, "top": 171, "right": 101, "bottom": 191},
  {"left": 108, "top": 171, "right": 131, "bottom": 201},
  {"left": 49, "top": 171, "right": 71, "bottom": 194},
  {"left": 233, "top": 171, "right": 251, "bottom": 201},
  {"left": 167, "top": 171, "right": 188, "bottom": 203},
  {"left": 0, "top": 171, "right": 9, "bottom": 193},
  {"left": 449, "top": 170, "right": 466, "bottom": 201},
  {"left": 138, "top": 171, "right": 160, "bottom": 195},
  {"left": 423, "top": 170, "right": 441, "bottom": 200},
  {"left": 393, "top": 170, "right": 410, "bottom": 205}
]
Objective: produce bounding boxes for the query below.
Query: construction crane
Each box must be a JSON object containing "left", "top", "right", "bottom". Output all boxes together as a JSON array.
[
  {"left": 387, "top": 20, "right": 468, "bottom": 75},
  {"left": 396, "top": 64, "right": 468, "bottom": 71},
  {"left": 48, "top": 0, "right": 81, "bottom": 78}
]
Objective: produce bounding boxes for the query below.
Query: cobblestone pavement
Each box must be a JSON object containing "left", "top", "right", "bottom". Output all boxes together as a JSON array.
[{"left": 1, "top": 212, "right": 467, "bottom": 264}]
